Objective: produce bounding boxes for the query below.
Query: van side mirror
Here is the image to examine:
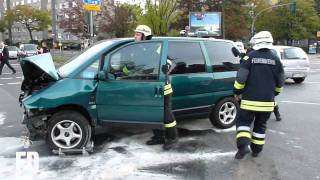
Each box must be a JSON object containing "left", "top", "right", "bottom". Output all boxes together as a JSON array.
[
  {"left": 232, "top": 47, "right": 241, "bottom": 57},
  {"left": 97, "top": 71, "right": 106, "bottom": 81}
]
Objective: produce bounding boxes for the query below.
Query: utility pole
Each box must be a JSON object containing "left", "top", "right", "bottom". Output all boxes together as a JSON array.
[
  {"left": 5, "top": 0, "right": 12, "bottom": 45},
  {"left": 51, "top": 0, "right": 57, "bottom": 43}
]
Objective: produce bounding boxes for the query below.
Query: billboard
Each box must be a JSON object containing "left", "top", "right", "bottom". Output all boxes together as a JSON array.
[
  {"left": 83, "top": 0, "right": 101, "bottom": 11},
  {"left": 189, "top": 12, "right": 222, "bottom": 37}
]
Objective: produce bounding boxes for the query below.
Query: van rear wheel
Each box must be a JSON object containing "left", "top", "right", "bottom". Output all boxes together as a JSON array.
[
  {"left": 47, "top": 111, "right": 92, "bottom": 151},
  {"left": 210, "top": 97, "right": 239, "bottom": 129}
]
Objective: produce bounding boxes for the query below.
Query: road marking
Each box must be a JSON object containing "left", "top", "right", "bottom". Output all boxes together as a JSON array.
[
  {"left": 16, "top": 76, "right": 23, "bottom": 79},
  {"left": 304, "top": 82, "right": 320, "bottom": 84},
  {"left": 1, "top": 72, "right": 22, "bottom": 75},
  {"left": 0, "top": 84, "right": 3, "bottom": 86},
  {"left": 0, "top": 112, "right": 5, "bottom": 125},
  {"left": 0, "top": 77, "right": 12, "bottom": 80},
  {"left": 7, "top": 82, "right": 21, "bottom": 85},
  {"left": 280, "top": 100, "right": 320, "bottom": 106}
]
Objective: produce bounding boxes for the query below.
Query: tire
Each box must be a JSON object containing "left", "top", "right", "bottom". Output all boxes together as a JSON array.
[
  {"left": 47, "top": 110, "right": 92, "bottom": 150},
  {"left": 293, "top": 77, "right": 305, "bottom": 84},
  {"left": 210, "top": 97, "right": 239, "bottom": 129}
]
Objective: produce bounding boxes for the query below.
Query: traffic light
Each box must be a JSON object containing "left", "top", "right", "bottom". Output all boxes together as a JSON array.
[
  {"left": 84, "top": 24, "right": 89, "bottom": 33},
  {"left": 290, "top": 0, "right": 297, "bottom": 15}
]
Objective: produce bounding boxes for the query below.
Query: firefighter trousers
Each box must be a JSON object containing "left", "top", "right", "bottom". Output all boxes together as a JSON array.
[{"left": 236, "top": 109, "right": 271, "bottom": 154}]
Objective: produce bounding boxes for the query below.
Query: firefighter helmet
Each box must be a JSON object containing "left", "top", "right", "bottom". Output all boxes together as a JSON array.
[
  {"left": 135, "top": 25, "right": 152, "bottom": 37},
  {"left": 251, "top": 31, "right": 274, "bottom": 50}
]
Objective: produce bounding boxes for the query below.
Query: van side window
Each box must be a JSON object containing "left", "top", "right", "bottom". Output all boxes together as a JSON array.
[
  {"left": 108, "top": 42, "right": 162, "bottom": 81},
  {"left": 167, "top": 42, "right": 206, "bottom": 75},
  {"left": 205, "top": 41, "right": 240, "bottom": 72}
]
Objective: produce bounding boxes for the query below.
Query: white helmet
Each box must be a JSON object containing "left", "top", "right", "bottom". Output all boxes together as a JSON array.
[
  {"left": 135, "top": 25, "right": 152, "bottom": 37},
  {"left": 250, "top": 31, "right": 274, "bottom": 50}
]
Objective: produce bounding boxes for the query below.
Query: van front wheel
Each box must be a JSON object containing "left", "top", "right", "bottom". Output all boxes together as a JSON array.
[
  {"left": 210, "top": 97, "right": 239, "bottom": 129},
  {"left": 47, "top": 111, "right": 92, "bottom": 151}
]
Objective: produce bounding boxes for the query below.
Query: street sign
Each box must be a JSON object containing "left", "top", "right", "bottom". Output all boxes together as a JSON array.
[{"left": 83, "top": 0, "right": 101, "bottom": 11}]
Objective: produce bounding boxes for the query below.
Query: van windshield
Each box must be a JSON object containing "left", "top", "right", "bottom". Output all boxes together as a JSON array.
[{"left": 58, "top": 40, "right": 116, "bottom": 77}]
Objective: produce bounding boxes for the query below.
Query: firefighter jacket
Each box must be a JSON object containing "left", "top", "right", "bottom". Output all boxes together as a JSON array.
[{"left": 234, "top": 49, "right": 285, "bottom": 112}]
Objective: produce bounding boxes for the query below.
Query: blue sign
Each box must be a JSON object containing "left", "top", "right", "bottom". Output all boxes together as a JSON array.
[{"left": 83, "top": 0, "right": 101, "bottom": 5}]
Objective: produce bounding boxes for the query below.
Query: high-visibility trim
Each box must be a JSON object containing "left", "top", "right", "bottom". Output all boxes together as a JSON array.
[
  {"left": 236, "top": 132, "right": 251, "bottom": 139},
  {"left": 164, "top": 121, "right": 176, "bottom": 128},
  {"left": 240, "top": 104, "right": 274, "bottom": 112},
  {"left": 275, "top": 87, "right": 283, "bottom": 93},
  {"left": 241, "top": 100, "right": 275, "bottom": 107},
  {"left": 275, "top": 102, "right": 278, "bottom": 106},
  {"left": 164, "top": 88, "right": 173, "bottom": 96},
  {"left": 251, "top": 139, "right": 265, "bottom": 145},
  {"left": 243, "top": 56, "right": 249, "bottom": 61},
  {"left": 234, "top": 81, "right": 245, "bottom": 90},
  {"left": 252, "top": 132, "right": 266, "bottom": 138},
  {"left": 164, "top": 84, "right": 172, "bottom": 90},
  {"left": 122, "top": 66, "right": 129, "bottom": 75},
  {"left": 237, "top": 126, "right": 251, "bottom": 132}
]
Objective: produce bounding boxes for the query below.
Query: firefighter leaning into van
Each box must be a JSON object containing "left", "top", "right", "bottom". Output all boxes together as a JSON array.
[
  {"left": 132, "top": 25, "right": 178, "bottom": 150},
  {"left": 233, "top": 31, "right": 285, "bottom": 159}
]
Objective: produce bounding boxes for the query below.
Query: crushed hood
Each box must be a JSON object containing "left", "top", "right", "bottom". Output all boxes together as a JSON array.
[{"left": 20, "top": 53, "right": 59, "bottom": 81}]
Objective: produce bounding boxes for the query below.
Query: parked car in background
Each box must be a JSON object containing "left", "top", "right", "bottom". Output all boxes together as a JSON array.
[
  {"left": 179, "top": 30, "right": 186, "bottom": 36},
  {"left": 195, "top": 28, "right": 209, "bottom": 37},
  {"left": 7, "top": 46, "right": 19, "bottom": 59},
  {"left": 273, "top": 46, "right": 310, "bottom": 83},
  {"left": 19, "top": 44, "right": 38, "bottom": 57}
]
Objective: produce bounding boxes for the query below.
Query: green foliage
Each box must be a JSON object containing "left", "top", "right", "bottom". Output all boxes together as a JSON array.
[
  {"left": 255, "top": 0, "right": 320, "bottom": 42},
  {"left": 14, "top": 5, "right": 51, "bottom": 40},
  {"left": 97, "top": 2, "right": 142, "bottom": 38},
  {"left": 139, "top": 0, "right": 179, "bottom": 36}
]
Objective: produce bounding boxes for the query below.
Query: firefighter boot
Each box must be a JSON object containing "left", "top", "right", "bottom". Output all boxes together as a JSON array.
[
  {"left": 235, "top": 145, "right": 250, "bottom": 159},
  {"left": 146, "top": 130, "right": 165, "bottom": 145},
  {"left": 274, "top": 105, "right": 282, "bottom": 121},
  {"left": 163, "top": 127, "right": 178, "bottom": 150},
  {"left": 163, "top": 138, "right": 178, "bottom": 150},
  {"left": 146, "top": 137, "right": 165, "bottom": 145}
]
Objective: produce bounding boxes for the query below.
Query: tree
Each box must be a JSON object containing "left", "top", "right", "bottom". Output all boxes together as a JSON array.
[
  {"left": 255, "top": 0, "right": 320, "bottom": 43},
  {"left": 14, "top": 5, "right": 51, "bottom": 41},
  {"left": 97, "top": 1, "right": 142, "bottom": 38},
  {"left": 222, "top": 0, "right": 250, "bottom": 40},
  {"left": 140, "top": 0, "right": 179, "bottom": 36},
  {"left": 58, "top": 0, "right": 89, "bottom": 39}
]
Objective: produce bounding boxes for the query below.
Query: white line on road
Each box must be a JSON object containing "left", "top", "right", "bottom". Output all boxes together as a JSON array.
[
  {"left": 280, "top": 100, "right": 320, "bottom": 106},
  {"left": 0, "top": 112, "right": 5, "bottom": 125},
  {"left": 0, "top": 84, "right": 3, "bottom": 86},
  {"left": 7, "top": 82, "right": 21, "bottom": 85},
  {"left": 304, "top": 82, "right": 320, "bottom": 84},
  {"left": 1, "top": 72, "right": 22, "bottom": 75},
  {"left": 0, "top": 77, "right": 12, "bottom": 80}
]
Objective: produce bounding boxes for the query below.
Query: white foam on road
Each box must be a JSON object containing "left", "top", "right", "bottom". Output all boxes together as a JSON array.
[
  {"left": 280, "top": 100, "right": 320, "bottom": 106},
  {"left": 0, "top": 112, "right": 6, "bottom": 125},
  {"left": 0, "top": 137, "right": 24, "bottom": 154},
  {"left": 0, "top": 134, "right": 235, "bottom": 180}
]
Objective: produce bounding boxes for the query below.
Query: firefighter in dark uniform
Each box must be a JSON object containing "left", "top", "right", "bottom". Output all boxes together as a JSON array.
[{"left": 233, "top": 31, "right": 285, "bottom": 159}]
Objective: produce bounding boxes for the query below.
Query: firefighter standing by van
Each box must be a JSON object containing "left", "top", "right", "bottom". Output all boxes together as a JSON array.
[
  {"left": 233, "top": 31, "right": 285, "bottom": 159},
  {"left": 133, "top": 25, "right": 178, "bottom": 150}
]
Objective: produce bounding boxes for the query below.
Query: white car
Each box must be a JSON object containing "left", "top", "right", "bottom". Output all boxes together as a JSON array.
[
  {"left": 7, "top": 46, "right": 19, "bottom": 59},
  {"left": 273, "top": 46, "right": 310, "bottom": 83},
  {"left": 179, "top": 30, "right": 186, "bottom": 35},
  {"left": 20, "top": 44, "right": 38, "bottom": 57}
]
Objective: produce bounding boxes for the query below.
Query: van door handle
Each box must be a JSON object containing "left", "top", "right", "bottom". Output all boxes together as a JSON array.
[{"left": 154, "top": 86, "right": 162, "bottom": 98}]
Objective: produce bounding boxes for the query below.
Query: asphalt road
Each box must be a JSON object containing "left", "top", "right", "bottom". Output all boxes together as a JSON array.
[{"left": 0, "top": 55, "right": 320, "bottom": 180}]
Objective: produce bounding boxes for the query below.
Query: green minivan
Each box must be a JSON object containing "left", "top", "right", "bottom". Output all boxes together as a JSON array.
[{"left": 20, "top": 37, "right": 240, "bottom": 150}]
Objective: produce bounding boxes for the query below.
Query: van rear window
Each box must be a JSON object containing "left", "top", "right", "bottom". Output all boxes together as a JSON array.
[{"left": 205, "top": 41, "right": 240, "bottom": 72}]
